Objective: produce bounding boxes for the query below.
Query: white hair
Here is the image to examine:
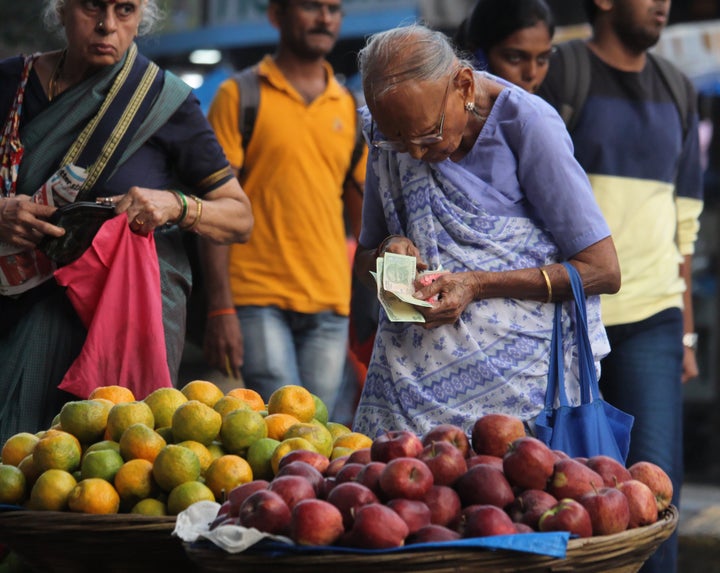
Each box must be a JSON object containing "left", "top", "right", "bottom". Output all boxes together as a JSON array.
[{"left": 42, "top": 0, "right": 163, "bottom": 38}]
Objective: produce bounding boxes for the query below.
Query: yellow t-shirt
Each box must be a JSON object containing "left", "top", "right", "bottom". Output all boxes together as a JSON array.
[{"left": 208, "top": 56, "right": 366, "bottom": 316}]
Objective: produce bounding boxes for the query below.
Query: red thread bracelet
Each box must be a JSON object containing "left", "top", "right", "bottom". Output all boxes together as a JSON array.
[{"left": 207, "top": 308, "right": 236, "bottom": 319}]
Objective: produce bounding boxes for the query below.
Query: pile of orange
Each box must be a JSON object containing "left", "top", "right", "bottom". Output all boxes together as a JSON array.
[{"left": 0, "top": 382, "right": 372, "bottom": 516}]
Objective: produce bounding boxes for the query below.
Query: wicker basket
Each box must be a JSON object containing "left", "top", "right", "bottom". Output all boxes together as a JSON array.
[
  {"left": 183, "top": 506, "right": 678, "bottom": 573},
  {"left": 0, "top": 510, "right": 196, "bottom": 573}
]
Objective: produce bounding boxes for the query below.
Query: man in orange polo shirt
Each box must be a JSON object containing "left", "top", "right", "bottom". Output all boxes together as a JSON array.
[{"left": 202, "top": 0, "right": 366, "bottom": 417}]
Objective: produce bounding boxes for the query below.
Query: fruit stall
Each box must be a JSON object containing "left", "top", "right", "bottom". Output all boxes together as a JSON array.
[{"left": 0, "top": 382, "right": 678, "bottom": 573}]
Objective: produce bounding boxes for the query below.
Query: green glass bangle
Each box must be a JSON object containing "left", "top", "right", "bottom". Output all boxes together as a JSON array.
[{"left": 172, "top": 191, "right": 188, "bottom": 225}]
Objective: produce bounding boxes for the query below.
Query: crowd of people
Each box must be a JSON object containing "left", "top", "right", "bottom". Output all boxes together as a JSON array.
[{"left": 0, "top": 2, "right": 703, "bottom": 572}]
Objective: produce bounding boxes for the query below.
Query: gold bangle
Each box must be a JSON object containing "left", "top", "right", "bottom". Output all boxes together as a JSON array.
[
  {"left": 187, "top": 194, "right": 203, "bottom": 232},
  {"left": 539, "top": 267, "right": 552, "bottom": 304}
]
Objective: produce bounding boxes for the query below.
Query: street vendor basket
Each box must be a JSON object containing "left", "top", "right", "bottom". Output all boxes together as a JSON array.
[
  {"left": 0, "top": 509, "right": 196, "bottom": 573},
  {"left": 183, "top": 506, "right": 678, "bottom": 573}
]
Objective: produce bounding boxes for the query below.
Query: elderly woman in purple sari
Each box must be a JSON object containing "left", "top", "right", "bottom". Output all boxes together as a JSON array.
[
  {"left": 352, "top": 24, "right": 620, "bottom": 438},
  {"left": 0, "top": 0, "right": 253, "bottom": 443}
]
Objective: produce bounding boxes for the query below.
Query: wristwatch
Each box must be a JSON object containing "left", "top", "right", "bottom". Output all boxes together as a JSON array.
[{"left": 683, "top": 332, "right": 698, "bottom": 351}]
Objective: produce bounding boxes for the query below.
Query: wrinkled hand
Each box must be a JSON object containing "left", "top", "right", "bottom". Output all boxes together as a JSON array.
[
  {"left": 413, "top": 271, "right": 481, "bottom": 328},
  {"left": 380, "top": 236, "right": 428, "bottom": 272},
  {"left": 108, "top": 187, "right": 180, "bottom": 235},
  {"left": 203, "top": 314, "right": 244, "bottom": 380},
  {"left": 0, "top": 196, "right": 64, "bottom": 249}
]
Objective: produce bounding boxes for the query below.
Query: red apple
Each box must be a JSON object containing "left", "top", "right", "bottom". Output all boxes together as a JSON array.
[
  {"left": 538, "top": 498, "right": 592, "bottom": 538},
  {"left": 238, "top": 489, "right": 292, "bottom": 535},
  {"left": 289, "top": 499, "right": 344, "bottom": 546},
  {"left": 379, "top": 457, "right": 434, "bottom": 500},
  {"left": 227, "top": 479, "right": 270, "bottom": 515},
  {"left": 586, "top": 455, "right": 632, "bottom": 487},
  {"left": 275, "top": 461, "right": 325, "bottom": 495},
  {"left": 547, "top": 458, "right": 604, "bottom": 501},
  {"left": 334, "top": 462, "right": 365, "bottom": 485},
  {"left": 514, "top": 522, "right": 534, "bottom": 533},
  {"left": 553, "top": 450, "right": 571, "bottom": 461},
  {"left": 417, "top": 440, "right": 467, "bottom": 487},
  {"left": 453, "top": 463, "right": 514, "bottom": 509},
  {"left": 579, "top": 486, "right": 631, "bottom": 535},
  {"left": 617, "top": 479, "right": 659, "bottom": 528},
  {"left": 347, "top": 448, "right": 372, "bottom": 465},
  {"left": 341, "top": 502, "right": 410, "bottom": 549},
  {"left": 506, "top": 489, "right": 558, "bottom": 530},
  {"left": 354, "top": 461, "right": 386, "bottom": 497},
  {"left": 267, "top": 474, "right": 317, "bottom": 510},
  {"left": 406, "top": 524, "right": 461, "bottom": 544},
  {"left": 628, "top": 461, "right": 673, "bottom": 512},
  {"left": 325, "top": 455, "right": 349, "bottom": 477},
  {"left": 422, "top": 485, "right": 462, "bottom": 528},
  {"left": 466, "top": 454, "right": 504, "bottom": 471},
  {"left": 421, "top": 424, "right": 471, "bottom": 458},
  {"left": 319, "top": 476, "right": 336, "bottom": 499},
  {"left": 325, "top": 481, "right": 379, "bottom": 530},
  {"left": 209, "top": 501, "right": 237, "bottom": 529},
  {"left": 470, "top": 414, "right": 526, "bottom": 458},
  {"left": 277, "top": 449, "right": 330, "bottom": 475},
  {"left": 502, "top": 436, "right": 555, "bottom": 490},
  {"left": 387, "top": 498, "right": 432, "bottom": 534},
  {"left": 370, "top": 430, "right": 424, "bottom": 462},
  {"left": 461, "top": 504, "right": 517, "bottom": 537}
]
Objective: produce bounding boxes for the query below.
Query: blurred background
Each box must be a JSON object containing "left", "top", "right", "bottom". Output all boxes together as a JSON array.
[{"left": 2, "top": 0, "right": 720, "bottom": 484}]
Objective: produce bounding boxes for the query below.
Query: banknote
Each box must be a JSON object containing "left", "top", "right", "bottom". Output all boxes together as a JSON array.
[
  {"left": 373, "top": 258, "right": 425, "bottom": 323},
  {"left": 382, "top": 252, "right": 433, "bottom": 308}
]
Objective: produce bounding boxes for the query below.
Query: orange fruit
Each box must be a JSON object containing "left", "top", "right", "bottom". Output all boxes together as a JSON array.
[
  {"left": 180, "top": 380, "right": 224, "bottom": 408},
  {"left": 80, "top": 449, "right": 124, "bottom": 482},
  {"left": 311, "top": 394, "right": 329, "bottom": 425},
  {"left": 332, "top": 432, "right": 373, "bottom": 452},
  {"left": 17, "top": 454, "right": 42, "bottom": 488},
  {"left": 84, "top": 440, "right": 121, "bottom": 456},
  {"left": 29, "top": 469, "right": 77, "bottom": 511},
  {"left": 88, "top": 385, "right": 136, "bottom": 404},
  {"left": 219, "top": 408, "right": 267, "bottom": 455},
  {"left": 156, "top": 426, "right": 174, "bottom": 443},
  {"left": 152, "top": 444, "right": 201, "bottom": 492},
  {"left": 0, "top": 464, "right": 27, "bottom": 505},
  {"left": 207, "top": 442, "right": 226, "bottom": 461},
  {"left": 33, "top": 430, "right": 82, "bottom": 473},
  {"left": 114, "top": 459, "right": 158, "bottom": 507},
  {"left": 330, "top": 446, "right": 354, "bottom": 460},
  {"left": 143, "top": 387, "right": 188, "bottom": 429},
  {"left": 271, "top": 437, "right": 318, "bottom": 475},
  {"left": 283, "top": 422, "right": 334, "bottom": 458},
  {"left": 264, "top": 413, "right": 301, "bottom": 441},
  {"left": 67, "top": 478, "right": 120, "bottom": 514},
  {"left": 267, "top": 385, "right": 315, "bottom": 422},
  {"left": 226, "top": 387, "right": 266, "bottom": 411},
  {"left": 171, "top": 400, "right": 222, "bottom": 446},
  {"left": 130, "top": 498, "right": 167, "bottom": 516},
  {"left": 105, "top": 401, "right": 155, "bottom": 442},
  {"left": 246, "top": 437, "right": 281, "bottom": 481},
  {"left": 59, "top": 400, "right": 111, "bottom": 444},
  {"left": 326, "top": 422, "right": 352, "bottom": 441},
  {"left": 213, "top": 395, "right": 250, "bottom": 419},
  {"left": 167, "top": 481, "right": 216, "bottom": 515},
  {"left": 119, "top": 423, "right": 166, "bottom": 463},
  {"left": 204, "top": 454, "right": 253, "bottom": 502},
  {"left": 175, "top": 440, "right": 213, "bottom": 475},
  {"left": 1, "top": 432, "right": 40, "bottom": 467}
]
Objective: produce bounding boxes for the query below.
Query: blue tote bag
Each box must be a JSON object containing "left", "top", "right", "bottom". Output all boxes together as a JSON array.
[{"left": 535, "top": 263, "right": 634, "bottom": 463}]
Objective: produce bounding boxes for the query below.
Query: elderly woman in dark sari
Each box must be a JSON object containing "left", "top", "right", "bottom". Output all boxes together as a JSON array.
[
  {"left": 352, "top": 24, "right": 620, "bottom": 438},
  {"left": 0, "top": 0, "right": 253, "bottom": 443}
]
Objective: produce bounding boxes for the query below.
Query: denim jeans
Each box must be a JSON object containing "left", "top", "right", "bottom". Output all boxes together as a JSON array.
[
  {"left": 236, "top": 306, "right": 349, "bottom": 418},
  {"left": 600, "top": 307, "right": 684, "bottom": 573}
]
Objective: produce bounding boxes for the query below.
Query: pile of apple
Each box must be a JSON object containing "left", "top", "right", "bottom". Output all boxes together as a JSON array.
[{"left": 208, "top": 413, "right": 673, "bottom": 549}]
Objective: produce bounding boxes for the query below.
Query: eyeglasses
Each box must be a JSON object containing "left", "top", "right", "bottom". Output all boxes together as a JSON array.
[
  {"left": 370, "top": 71, "right": 455, "bottom": 152},
  {"left": 293, "top": 1, "right": 343, "bottom": 16}
]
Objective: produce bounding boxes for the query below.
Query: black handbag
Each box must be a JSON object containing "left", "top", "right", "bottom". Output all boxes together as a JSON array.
[{"left": 38, "top": 201, "right": 117, "bottom": 267}]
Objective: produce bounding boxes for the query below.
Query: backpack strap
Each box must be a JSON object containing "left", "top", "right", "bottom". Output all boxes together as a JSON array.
[
  {"left": 648, "top": 52, "right": 690, "bottom": 139},
  {"left": 232, "top": 66, "right": 260, "bottom": 157},
  {"left": 555, "top": 39, "right": 591, "bottom": 133}
]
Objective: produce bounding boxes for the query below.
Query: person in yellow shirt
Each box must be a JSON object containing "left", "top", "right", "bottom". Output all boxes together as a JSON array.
[{"left": 202, "top": 0, "right": 366, "bottom": 416}]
